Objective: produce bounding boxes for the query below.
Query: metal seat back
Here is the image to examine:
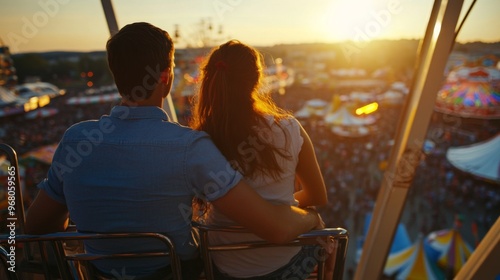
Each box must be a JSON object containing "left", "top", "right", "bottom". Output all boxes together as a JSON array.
[
  {"left": 193, "top": 222, "right": 349, "bottom": 280},
  {"left": 0, "top": 231, "right": 182, "bottom": 280}
]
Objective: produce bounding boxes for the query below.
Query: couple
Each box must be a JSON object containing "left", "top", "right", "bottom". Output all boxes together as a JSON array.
[{"left": 24, "top": 22, "right": 330, "bottom": 280}]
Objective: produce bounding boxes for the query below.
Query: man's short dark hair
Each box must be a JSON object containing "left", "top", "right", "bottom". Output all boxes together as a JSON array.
[{"left": 106, "top": 22, "right": 174, "bottom": 101}]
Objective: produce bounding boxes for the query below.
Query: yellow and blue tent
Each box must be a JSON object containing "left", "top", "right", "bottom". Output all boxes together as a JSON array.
[{"left": 384, "top": 236, "right": 445, "bottom": 280}]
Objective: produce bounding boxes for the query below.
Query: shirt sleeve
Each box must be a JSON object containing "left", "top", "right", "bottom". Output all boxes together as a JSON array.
[
  {"left": 288, "top": 117, "right": 304, "bottom": 161},
  {"left": 37, "top": 142, "right": 67, "bottom": 205},
  {"left": 185, "top": 131, "right": 243, "bottom": 202}
]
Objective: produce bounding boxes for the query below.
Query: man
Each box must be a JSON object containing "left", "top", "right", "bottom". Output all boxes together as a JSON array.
[{"left": 25, "top": 22, "right": 322, "bottom": 279}]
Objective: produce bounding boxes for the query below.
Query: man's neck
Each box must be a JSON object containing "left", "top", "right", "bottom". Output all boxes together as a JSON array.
[
  {"left": 121, "top": 97, "right": 163, "bottom": 108},
  {"left": 120, "top": 84, "right": 167, "bottom": 108}
]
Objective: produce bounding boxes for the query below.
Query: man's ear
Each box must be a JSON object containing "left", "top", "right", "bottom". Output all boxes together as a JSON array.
[{"left": 160, "top": 68, "right": 171, "bottom": 84}]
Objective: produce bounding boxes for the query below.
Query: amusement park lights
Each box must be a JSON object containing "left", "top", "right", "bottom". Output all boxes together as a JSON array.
[{"left": 356, "top": 102, "right": 379, "bottom": 115}]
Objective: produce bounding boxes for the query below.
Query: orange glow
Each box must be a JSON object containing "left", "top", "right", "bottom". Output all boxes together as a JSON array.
[
  {"left": 356, "top": 102, "right": 378, "bottom": 115},
  {"left": 38, "top": 95, "right": 50, "bottom": 108},
  {"left": 24, "top": 97, "right": 39, "bottom": 112},
  {"left": 87, "top": 81, "right": 93, "bottom": 87},
  {"left": 87, "top": 71, "right": 94, "bottom": 78}
]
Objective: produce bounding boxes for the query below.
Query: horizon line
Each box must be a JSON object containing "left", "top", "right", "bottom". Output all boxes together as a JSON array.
[{"left": 6, "top": 39, "right": 500, "bottom": 55}]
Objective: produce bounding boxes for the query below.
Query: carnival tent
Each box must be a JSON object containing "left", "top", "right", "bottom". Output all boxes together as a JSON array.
[
  {"left": 294, "top": 107, "right": 313, "bottom": 119},
  {"left": 0, "top": 86, "right": 18, "bottom": 106},
  {"left": 425, "top": 228, "right": 474, "bottom": 276},
  {"left": 0, "top": 86, "right": 24, "bottom": 118},
  {"left": 356, "top": 213, "right": 413, "bottom": 266},
  {"left": 324, "top": 103, "right": 377, "bottom": 137},
  {"left": 378, "top": 90, "right": 406, "bottom": 106},
  {"left": 384, "top": 236, "right": 445, "bottom": 280},
  {"left": 446, "top": 134, "right": 500, "bottom": 183},
  {"left": 324, "top": 106, "right": 376, "bottom": 126},
  {"left": 15, "top": 82, "right": 65, "bottom": 99},
  {"left": 293, "top": 99, "right": 329, "bottom": 118}
]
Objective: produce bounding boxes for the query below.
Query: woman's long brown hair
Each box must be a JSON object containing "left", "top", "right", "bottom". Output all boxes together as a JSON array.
[{"left": 190, "top": 40, "right": 291, "bottom": 180}]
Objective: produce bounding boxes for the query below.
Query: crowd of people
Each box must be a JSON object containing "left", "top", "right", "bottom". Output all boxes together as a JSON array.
[
  {"left": 0, "top": 93, "right": 116, "bottom": 156},
  {"left": 0, "top": 93, "right": 118, "bottom": 203},
  {"left": 279, "top": 85, "right": 500, "bottom": 275}
]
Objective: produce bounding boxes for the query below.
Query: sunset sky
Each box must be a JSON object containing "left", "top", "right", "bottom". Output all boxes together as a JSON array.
[{"left": 0, "top": 0, "right": 499, "bottom": 54}]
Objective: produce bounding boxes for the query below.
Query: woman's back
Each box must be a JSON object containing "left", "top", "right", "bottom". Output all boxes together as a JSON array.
[{"left": 207, "top": 116, "right": 304, "bottom": 277}]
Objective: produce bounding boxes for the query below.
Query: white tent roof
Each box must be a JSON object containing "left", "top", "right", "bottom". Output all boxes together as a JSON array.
[
  {"left": 0, "top": 86, "right": 18, "bottom": 106},
  {"left": 305, "top": 98, "right": 328, "bottom": 108},
  {"left": 378, "top": 90, "right": 405, "bottom": 105},
  {"left": 294, "top": 107, "right": 312, "bottom": 118},
  {"left": 349, "top": 91, "right": 374, "bottom": 102},
  {"left": 446, "top": 134, "right": 500, "bottom": 183},
  {"left": 325, "top": 106, "right": 376, "bottom": 126},
  {"left": 293, "top": 99, "right": 329, "bottom": 118},
  {"left": 15, "top": 82, "right": 65, "bottom": 99}
]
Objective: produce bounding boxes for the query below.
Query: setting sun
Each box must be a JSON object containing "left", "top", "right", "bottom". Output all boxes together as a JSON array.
[
  {"left": 320, "top": 0, "right": 404, "bottom": 42},
  {"left": 323, "top": 0, "right": 375, "bottom": 41}
]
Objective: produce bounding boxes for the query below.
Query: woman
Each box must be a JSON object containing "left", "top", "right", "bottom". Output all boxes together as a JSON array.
[{"left": 190, "top": 40, "right": 328, "bottom": 279}]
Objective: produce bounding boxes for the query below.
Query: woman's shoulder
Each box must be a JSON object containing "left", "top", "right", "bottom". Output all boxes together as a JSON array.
[
  {"left": 257, "top": 114, "right": 302, "bottom": 146},
  {"left": 262, "top": 114, "right": 299, "bottom": 128}
]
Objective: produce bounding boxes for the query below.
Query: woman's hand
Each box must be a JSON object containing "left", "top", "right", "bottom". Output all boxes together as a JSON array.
[{"left": 305, "top": 206, "right": 325, "bottom": 230}]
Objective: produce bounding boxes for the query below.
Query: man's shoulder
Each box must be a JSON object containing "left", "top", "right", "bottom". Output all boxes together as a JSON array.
[
  {"left": 63, "top": 120, "right": 99, "bottom": 136},
  {"left": 182, "top": 127, "right": 212, "bottom": 143},
  {"left": 62, "top": 118, "right": 212, "bottom": 146}
]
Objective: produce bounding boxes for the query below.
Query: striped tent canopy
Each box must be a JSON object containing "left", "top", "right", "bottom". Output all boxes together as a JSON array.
[
  {"left": 425, "top": 228, "right": 474, "bottom": 276},
  {"left": 356, "top": 213, "right": 412, "bottom": 266},
  {"left": 0, "top": 86, "right": 18, "bottom": 106},
  {"left": 384, "top": 236, "right": 445, "bottom": 280}
]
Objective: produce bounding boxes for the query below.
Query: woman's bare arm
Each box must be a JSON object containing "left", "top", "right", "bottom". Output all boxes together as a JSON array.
[
  {"left": 211, "top": 179, "right": 323, "bottom": 244},
  {"left": 294, "top": 124, "right": 328, "bottom": 208}
]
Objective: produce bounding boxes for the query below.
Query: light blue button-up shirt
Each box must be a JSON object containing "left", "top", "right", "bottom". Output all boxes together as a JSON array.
[{"left": 39, "top": 105, "right": 242, "bottom": 277}]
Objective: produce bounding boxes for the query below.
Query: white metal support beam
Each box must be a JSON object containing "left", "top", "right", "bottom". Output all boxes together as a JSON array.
[
  {"left": 354, "top": 0, "right": 464, "bottom": 278},
  {"left": 455, "top": 217, "right": 500, "bottom": 279},
  {"left": 100, "top": 0, "right": 119, "bottom": 36}
]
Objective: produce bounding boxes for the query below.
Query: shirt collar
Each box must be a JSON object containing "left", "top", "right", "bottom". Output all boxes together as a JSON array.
[{"left": 109, "top": 106, "right": 170, "bottom": 121}]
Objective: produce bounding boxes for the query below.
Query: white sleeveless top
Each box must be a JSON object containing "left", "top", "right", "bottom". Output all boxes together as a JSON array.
[{"left": 207, "top": 115, "right": 304, "bottom": 277}]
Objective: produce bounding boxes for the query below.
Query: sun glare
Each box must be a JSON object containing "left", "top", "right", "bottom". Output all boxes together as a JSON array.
[{"left": 321, "top": 0, "right": 389, "bottom": 42}]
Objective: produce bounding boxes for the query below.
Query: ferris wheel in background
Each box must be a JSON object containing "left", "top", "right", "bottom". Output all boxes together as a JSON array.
[{"left": 173, "top": 18, "right": 228, "bottom": 48}]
